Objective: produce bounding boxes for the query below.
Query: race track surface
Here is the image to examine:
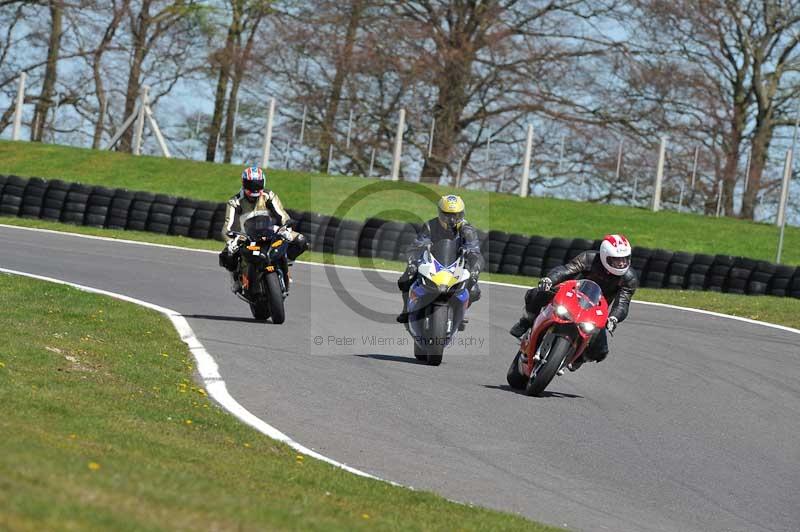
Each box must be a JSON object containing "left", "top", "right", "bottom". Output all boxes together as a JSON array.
[{"left": 2, "top": 225, "right": 798, "bottom": 532}]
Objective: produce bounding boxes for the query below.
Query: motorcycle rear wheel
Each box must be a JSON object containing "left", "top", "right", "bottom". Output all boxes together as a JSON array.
[
  {"left": 525, "top": 335, "right": 571, "bottom": 396},
  {"left": 413, "top": 342, "right": 427, "bottom": 362},
  {"left": 250, "top": 301, "right": 269, "bottom": 321},
  {"left": 506, "top": 351, "right": 528, "bottom": 390}
]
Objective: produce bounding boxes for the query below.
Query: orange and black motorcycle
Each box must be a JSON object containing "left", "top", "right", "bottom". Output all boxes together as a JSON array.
[{"left": 227, "top": 211, "right": 292, "bottom": 324}]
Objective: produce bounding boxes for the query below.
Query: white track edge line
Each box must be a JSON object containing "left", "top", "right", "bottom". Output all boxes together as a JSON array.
[
  {"left": 0, "top": 266, "right": 395, "bottom": 484},
  {"left": 2, "top": 222, "right": 798, "bottom": 337}
]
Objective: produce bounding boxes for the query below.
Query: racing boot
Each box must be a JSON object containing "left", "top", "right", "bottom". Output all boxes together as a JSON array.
[
  {"left": 509, "top": 311, "right": 534, "bottom": 339},
  {"left": 567, "top": 355, "right": 585, "bottom": 372},
  {"left": 458, "top": 317, "right": 468, "bottom": 332}
]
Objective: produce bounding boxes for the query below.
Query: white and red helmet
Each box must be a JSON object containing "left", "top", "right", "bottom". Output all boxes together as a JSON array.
[
  {"left": 241, "top": 166, "right": 265, "bottom": 198},
  {"left": 600, "top": 234, "right": 632, "bottom": 276}
]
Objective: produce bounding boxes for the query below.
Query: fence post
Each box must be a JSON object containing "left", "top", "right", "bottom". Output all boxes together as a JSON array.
[
  {"left": 327, "top": 144, "right": 333, "bottom": 175},
  {"left": 651, "top": 136, "right": 667, "bottom": 211},
  {"left": 715, "top": 184, "right": 723, "bottom": 217},
  {"left": 368, "top": 147, "right": 375, "bottom": 177},
  {"left": 614, "top": 139, "right": 623, "bottom": 181},
  {"left": 391, "top": 108, "right": 405, "bottom": 181},
  {"left": 558, "top": 134, "right": 565, "bottom": 173},
  {"left": 346, "top": 109, "right": 353, "bottom": 149},
  {"left": 690, "top": 146, "right": 699, "bottom": 189},
  {"left": 260, "top": 97, "right": 276, "bottom": 169},
  {"left": 11, "top": 72, "right": 26, "bottom": 141},
  {"left": 455, "top": 158, "right": 463, "bottom": 188},
  {"left": 132, "top": 86, "right": 149, "bottom": 156},
  {"left": 427, "top": 117, "right": 435, "bottom": 158},
  {"left": 519, "top": 123, "right": 534, "bottom": 197},
  {"left": 299, "top": 105, "right": 306, "bottom": 144},
  {"left": 777, "top": 110, "right": 799, "bottom": 262}
]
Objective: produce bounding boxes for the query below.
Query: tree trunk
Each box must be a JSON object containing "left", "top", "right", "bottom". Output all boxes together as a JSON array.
[
  {"left": 223, "top": 76, "right": 241, "bottom": 164},
  {"left": 419, "top": 56, "right": 472, "bottom": 184},
  {"left": 319, "top": 0, "right": 364, "bottom": 172},
  {"left": 91, "top": 2, "right": 128, "bottom": 149},
  {"left": 720, "top": 94, "right": 747, "bottom": 216},
  {"left": 30, "top": 1, "right": 63, "bottom": 143},
  {"left": 207, "top": 3, "right": 240, "bottom": 162},
  {"left": 119, "top": 0, "right": 151, "bottom": 153},
  {"left": 741, "top": 117, "right": 774, "bottom": 220}
]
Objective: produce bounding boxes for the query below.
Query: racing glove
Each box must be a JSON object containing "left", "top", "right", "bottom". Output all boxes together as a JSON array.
[
  {"left": 538, "top": 277, "right": 553, "bottom": 291},
  {"left": 606, "top": 316, "right": 618, "bottom": 333}
]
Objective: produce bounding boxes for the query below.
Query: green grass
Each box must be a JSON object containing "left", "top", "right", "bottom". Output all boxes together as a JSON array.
[
  {"left": 1, "top": 140, "right": 798, "bottom": 264},
  {"left": 0, "top": 273, "right": 561, "bottom": 532},
  {"left": 3, "top": 216, "right": 799, "bottom": 330}
]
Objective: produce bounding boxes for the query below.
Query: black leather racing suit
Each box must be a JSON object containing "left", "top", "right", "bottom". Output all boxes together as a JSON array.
[
  {"left": 397, "top": 218, "right": 485, "bottom": 315},
  {"left": 524, "top": 251, "right": 638, "bottom": 361}
]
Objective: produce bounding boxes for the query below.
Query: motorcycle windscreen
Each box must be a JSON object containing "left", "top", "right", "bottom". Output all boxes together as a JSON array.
[
  {"left": 574, "top": 279, "right": 603, "bottom": 310},
  {"left": 429, "top": 238, "right": 460, "bottom": 269},
  {"left": 242, "top": 211, "right": 278, "bottom": 239}
]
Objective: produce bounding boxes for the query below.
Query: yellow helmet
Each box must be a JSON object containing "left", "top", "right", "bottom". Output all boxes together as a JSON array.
[{"left": 437, "top": 194, "right": 465, "bottom": 230}]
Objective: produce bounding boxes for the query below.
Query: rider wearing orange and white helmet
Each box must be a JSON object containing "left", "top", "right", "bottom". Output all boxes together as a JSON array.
[{"left": 509, "top": 234, "right": 638, "bottom": 370}]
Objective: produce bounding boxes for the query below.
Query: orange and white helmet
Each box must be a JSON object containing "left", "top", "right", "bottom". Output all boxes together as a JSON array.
[{"left": 600, "top": 234, "right": 632, "bottom": 276}]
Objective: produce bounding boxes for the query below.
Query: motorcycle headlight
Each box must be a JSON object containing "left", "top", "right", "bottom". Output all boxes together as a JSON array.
[
  {"left": 555, "top": 305, "right": 572, "bottom": 320},
  {"left": 579, "top": 322, "right": 596, "bottom": 334}
]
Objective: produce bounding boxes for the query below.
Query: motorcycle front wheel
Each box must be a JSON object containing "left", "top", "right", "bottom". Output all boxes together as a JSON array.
[
  {"left": 525, "top": 335, "right": 571, "bottom": 396},
  {"left": 265, "top": 272, "right": 286, "bottom": 324}
]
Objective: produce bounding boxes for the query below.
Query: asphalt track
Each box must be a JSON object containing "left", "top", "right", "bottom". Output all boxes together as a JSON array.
[{"left": 2, "top": 225, "right": 798, "bottom": 532}]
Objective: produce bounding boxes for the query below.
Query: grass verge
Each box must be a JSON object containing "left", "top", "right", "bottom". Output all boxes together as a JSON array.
[
  {"left": 1, "top": 140, "right": 797, "bottom": 264},
  {"left": 2, "top": 215, "right": 799, "bottom": 330},
  {"left": 0, "top": 273, "right": 560, "bottom": 532}
]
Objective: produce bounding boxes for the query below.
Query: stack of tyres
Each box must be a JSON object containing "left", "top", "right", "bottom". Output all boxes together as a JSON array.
[
  {"left": 147, "top": 194, "right": 177, "bottom": 234},
  {"left": 499, "top": 234, "right": 529, "bottom": 275},
  {"left": 747, "top": 261, "right": 776, "bottom": 295},
  {"left": 60, "top": 183, "right": 92, "bottom": 225},
  {"left": 543, "top": 238, "right": 572, "bottom": 272},
  {"left": 395, "top": 223, "right": 420, "bottom": 261},
  {"left": 520, "top": 236, "right": 550, "bottom": 277},
  {"left": 666, "top": 252, "right": 695, "bottom": 289},
  {"left": 789, "top": 269, "right": 800, "bottom": 299},
  {"left": 706, "top": 255, "right": 735, "bottom": 291},
  {"left": 0, "top": 175, "right": 27, "bottom": 216},
  {"left": 169, "top": 198, "right": 198, "bottom": 237},
  {"left": 20, "top": 178, "right": 48, "bottom": 218},
  {"left": 483, "top": 231, "right": 510, "bottom": 273},
  {"left": 210, "top": 202, "right": 227, "bottom": 241},
  {"left": 357, "top": 218, "right": 384, "bottom": 258},
  {"left": 630, "top": 247, "right": 652, "bottom": 279},
  {"left": 299, "top": 212, "right": 328, "bottom": 252},
  {"left": 567, "top": 238, "right": 594, "bottom": 261},
  {"left": 642, "top": 249, "right": 672, "bottom": 288},
  {"left": 106, "top": 190, "right": 134, "bottom": 229},
  {"left": 41, "top": 179, "right": 69, "bottom": 221},
  {"left": 0, "top": 175, "right": 6, "bottom": 201},
  {"left": 726, "top": 257, "right": 757, "bottom": 294},
  {"left": 686, "top": 254, "right": 714, "bottom": 290},
  {"left": 189, "top": 201, "right": 217, "bottom": 239},
  {"left": 767, "top": 265, "right": 797, "bottom": 297},
  {"left": 374, "top": 221, "right": 405, "bottom": 261},
  {"left": 84, "top": 187, "right": 115, "bottom": 227},
  {"left": 332, "top": 219, "right": 362, "bottom": 257},
  {"left": 127, "top": 192, "right": 155, "bottom": 231}
]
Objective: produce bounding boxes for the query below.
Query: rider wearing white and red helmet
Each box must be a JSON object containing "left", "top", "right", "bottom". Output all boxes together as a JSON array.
[{"left": 509, "top": 234, "right": 638, "bottom": 370}]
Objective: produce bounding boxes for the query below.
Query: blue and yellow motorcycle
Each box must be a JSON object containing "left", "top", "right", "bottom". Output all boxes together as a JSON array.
[{"left": 405, "top": 239, "right": 473, "bottom": 366}]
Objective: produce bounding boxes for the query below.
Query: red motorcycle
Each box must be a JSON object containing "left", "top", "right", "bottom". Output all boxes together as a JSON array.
[{"left": 506, "top": 279, "right": 609, "bottom": 396}]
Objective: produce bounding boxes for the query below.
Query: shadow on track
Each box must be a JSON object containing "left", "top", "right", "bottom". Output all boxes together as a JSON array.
[
  {"left": 354, "top": 353, "right": 424, "bottom": 365},
  {"left": 482, "top": 384, "right": 583, "bottom": 399},
  {"left": 184, "top": 314, "right": 264, "bottom": 324}
]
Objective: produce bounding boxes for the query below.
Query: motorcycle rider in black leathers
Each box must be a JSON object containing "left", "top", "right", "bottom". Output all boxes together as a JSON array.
[
  {"left": 509, "top": 234, "right": 638, "bottom": 371},
  {"left": 218, "top": 166, "right": 308, "bottom": 292},
  {"left": 396, "top": 194, "right": 484, "bottom": 324}
]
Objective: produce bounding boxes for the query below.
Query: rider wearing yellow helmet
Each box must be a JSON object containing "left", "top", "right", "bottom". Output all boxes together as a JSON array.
[{"left": 396, "top": 194, "right": 484, "bottom": 323}]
